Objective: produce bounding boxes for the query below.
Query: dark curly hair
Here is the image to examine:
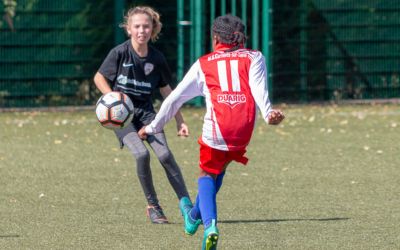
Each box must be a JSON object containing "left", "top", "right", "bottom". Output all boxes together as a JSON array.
[{"left": 212, "top": 14, "right": 246, "bottom": 46}]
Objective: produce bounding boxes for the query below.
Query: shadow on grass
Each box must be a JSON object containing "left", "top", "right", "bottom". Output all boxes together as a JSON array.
[
  {"left": 0, "top": 234, "right": 20, "bottom": 238},
  {"left": 219, "top": 217, "right": 350, "bottom": 224}
]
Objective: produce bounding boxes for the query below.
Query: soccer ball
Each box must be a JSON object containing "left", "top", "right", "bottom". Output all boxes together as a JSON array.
[{"left": 95, "top": 91, "right": 134, "bottom": 129}]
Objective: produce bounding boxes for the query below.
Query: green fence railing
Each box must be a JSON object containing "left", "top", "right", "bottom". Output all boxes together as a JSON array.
[
  {"left": 1, "top": 0, "right": 399, "bottom": 108},
  {"left": 273, "top": 0, "right": 400, "bottom": 102},
  {"left": 0, "top": 0, "right": 114, "bottom": 108}
]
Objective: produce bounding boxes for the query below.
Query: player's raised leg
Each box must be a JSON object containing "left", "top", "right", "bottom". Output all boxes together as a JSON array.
[
  {"left": 179, "top": 196, "right": 201, "bottom": 235},
  {"left": 186, "top": 170, "right": 226, "bottom": 236}
]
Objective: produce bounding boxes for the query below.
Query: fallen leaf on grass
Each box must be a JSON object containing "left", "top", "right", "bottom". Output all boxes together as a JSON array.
[
  {"left": 54, "top": 140, "right": 62, "bottom": 144},
  {"left": 320, "top": 128, "right": 333, "bottom": 133}
]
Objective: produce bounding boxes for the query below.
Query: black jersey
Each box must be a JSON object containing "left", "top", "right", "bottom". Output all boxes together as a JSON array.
[{"left": 98, "top": 40, "right": 172, "bottom": 110}]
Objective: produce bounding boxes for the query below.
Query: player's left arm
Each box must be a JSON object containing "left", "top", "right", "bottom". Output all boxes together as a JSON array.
[
  {"left": 249, "top": 52, "right": 285, "bottom": 125},
  {"left": 159, "top": 85, "right": 189, "bottom": 136}
]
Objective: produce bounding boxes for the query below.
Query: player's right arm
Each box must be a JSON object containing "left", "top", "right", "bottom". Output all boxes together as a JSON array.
[
  {"left": 94, "top": 49, "right": 118, "bottom": 94},
  {"left": 94, "top": 72, "right": 113, "bottom": 94},
  {"left": 141, "top": 60, "right": 203, "bottom": 137}
]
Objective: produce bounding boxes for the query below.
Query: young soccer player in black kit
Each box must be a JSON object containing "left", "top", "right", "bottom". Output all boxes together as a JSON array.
[{"left": 93, "top": 6, "right": 191, "bottom": 224}]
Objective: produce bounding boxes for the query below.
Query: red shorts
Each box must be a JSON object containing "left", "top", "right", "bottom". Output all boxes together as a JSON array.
[{"left": 198, "top": 139, "right": 248, "bottom": 175}]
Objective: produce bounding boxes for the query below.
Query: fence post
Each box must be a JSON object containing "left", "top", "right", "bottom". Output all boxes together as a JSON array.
[
  {"left": 252, "top": 0, "right": 260, "bottom": 50},
  {"left": 114, "top": 0, "right": 125, "bottom": 45},
  {"left": 262, "top": 0, "right": 273, "bottom": 100},
  {"left": 231, "top": 0, "right": 237, "bottom": 16},
  {"left": 210, "top": 0, "right": 216, "bottom": 51},
  {"left": 221, "top": 0, "right": 226, "bottom": 15},
  {"left": 177, "top": 0, "right": 185, "bottom": 80},
  {"left": 241, "top": 0, "right": 247, "bottom": 40},
  {"left": 300, "top": 0, "right": 308, "bottom": 102},
  {"left": 190, "top": 0, "right": 204, "bottom": 106}
]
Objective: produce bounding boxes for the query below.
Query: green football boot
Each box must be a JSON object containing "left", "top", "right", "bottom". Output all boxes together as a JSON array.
[
  {"left": 179, "top": 197, "right": 202, "bottom": 235},
  {"left": 202, "top": 219, "right": 219, "bottom": 250}
]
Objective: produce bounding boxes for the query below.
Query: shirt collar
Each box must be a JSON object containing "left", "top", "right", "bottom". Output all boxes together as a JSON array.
[{"left": 214, "top": 43, "right": 244, "bottom": 52}]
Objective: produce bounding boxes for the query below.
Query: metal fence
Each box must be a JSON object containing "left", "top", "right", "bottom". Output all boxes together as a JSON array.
[
  {"left": 0, "top": 0, "right": 399, "bottom": 108},
  {"left": 273, "top": 0, "right": 400, "bottom": 102},
  {"left": 0, "top": 0, "right": 114, "bottom": 107}
]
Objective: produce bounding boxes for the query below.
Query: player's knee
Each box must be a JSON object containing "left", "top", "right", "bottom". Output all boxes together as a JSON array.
[
  {"left": 157, "top": 151, "right": 174, "bottom": 166},
  {"left": 199, "top": 169, "right": 217, "bottom": 179},
  {"left": 135, "top": 150, "right": 150, "bottom": 163}
]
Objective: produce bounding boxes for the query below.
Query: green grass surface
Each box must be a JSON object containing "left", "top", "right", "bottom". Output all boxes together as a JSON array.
[{"left": 0, "top": 104, "right": 399, "bottom": 249}]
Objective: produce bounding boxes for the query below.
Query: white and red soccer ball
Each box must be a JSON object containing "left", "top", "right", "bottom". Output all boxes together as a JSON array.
[{"left": 95, "top": 91, "right": 134, "bottom": 129}]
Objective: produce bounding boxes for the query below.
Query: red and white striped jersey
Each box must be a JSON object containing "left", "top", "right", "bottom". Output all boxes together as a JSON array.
[{"left": 145, "top": 44, "right": 272, "bottom": 151}]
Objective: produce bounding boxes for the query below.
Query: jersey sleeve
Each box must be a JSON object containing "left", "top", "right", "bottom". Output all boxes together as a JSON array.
[
  {"left": 158, "top": 54, "right": 173, "bottom": 88},
  {"left": 145, "top": 60, "right": 203, "bottom": 134},
  {"left": 98, "top": 49, "right": 119, "bottom": 84},
  {"left": 248, "top": 52, "right": 272, "bottom": 123}
]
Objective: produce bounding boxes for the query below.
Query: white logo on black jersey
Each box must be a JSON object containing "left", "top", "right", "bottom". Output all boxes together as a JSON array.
[
  {"left": 123, "top": 62, "right": 133, "bottom": 67},
  {"left": 117, "top": 74, "right": 128, "bottom": 85},
  {"left": 144, "top": 63, "right": 154, "bottom": 75},
  {"left": 117, "top": 74, "right": 151, "bottom": 88}
]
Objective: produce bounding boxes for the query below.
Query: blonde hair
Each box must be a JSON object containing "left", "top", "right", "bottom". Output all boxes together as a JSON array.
[{"left": 120, "top": 6, "right": 162, "bottom": 42}]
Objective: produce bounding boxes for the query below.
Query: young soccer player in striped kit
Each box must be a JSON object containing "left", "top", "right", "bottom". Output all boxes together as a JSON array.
[{"left": 139, "top": 14, "right": 285, "bottom": 249}]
